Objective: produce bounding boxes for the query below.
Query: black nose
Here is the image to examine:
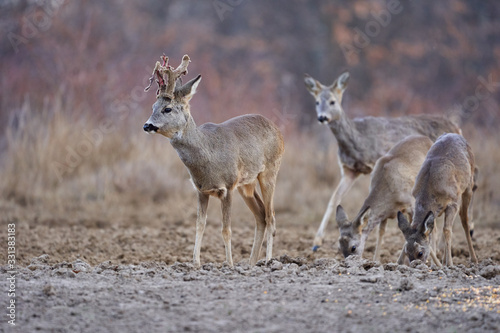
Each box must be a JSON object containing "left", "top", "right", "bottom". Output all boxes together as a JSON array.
[
  {"left": 143, "top": 123, "right": 158, "bottom": 132},
  {"left": 318, "top": 115, "right": 328, "bottom": 123}
]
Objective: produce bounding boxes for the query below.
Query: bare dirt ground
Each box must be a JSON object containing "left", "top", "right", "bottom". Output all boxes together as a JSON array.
[{"left": 1, "top": 201, "right": 500, "bottom": 333}]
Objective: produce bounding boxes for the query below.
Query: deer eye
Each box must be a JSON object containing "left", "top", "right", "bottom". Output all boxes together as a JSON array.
[
  {"left": 351, "top": 245, "right": 356, "bottom": 252},
  {"left": 417, "top": 251, "right": 423, "bottom": 258},
  {"left": 315, "top": 101, "right": 319, "bottom": 105},
  {"left": 162, "top": 107, "right": 172, "bottom": 114},
  {"left": 330, "top": 101, "right": 335, "bottom": 105}
]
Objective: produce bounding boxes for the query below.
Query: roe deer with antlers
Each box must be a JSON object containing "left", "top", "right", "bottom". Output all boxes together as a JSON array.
[
  {"left": 304, "top": 72, "right": 462, "bottom": 251},
  {"left": 336, "top": 135, "right": 434, "bottom": 262},
  {"left": 143, "top": 55, "right": 284, "bottom": 267},
  {"left": 397, "top": 133, "right": 478, "bottom": 266}
]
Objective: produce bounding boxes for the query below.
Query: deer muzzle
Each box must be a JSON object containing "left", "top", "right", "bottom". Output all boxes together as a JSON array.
[
  {"left": 317, "top": 115, "right": 330, "bottom": 124},
  {"left": 143, "top": 123, "right": 159, "bottom": 132}
]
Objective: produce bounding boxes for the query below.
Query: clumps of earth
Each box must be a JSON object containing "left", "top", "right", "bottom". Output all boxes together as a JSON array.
[{"left": 2, "top": 254, "right": 499, "bottom": 332}]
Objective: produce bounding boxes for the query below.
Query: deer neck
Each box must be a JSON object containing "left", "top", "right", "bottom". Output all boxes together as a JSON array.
[
  {"left": 169, "top": 116, "right": 209, "bottom": 170},
  {"left": 413, "top": 196, "right": 442, "bottom": 228},
  {"left": 329, "top": 110, "right": 362, "bottom": 152}
]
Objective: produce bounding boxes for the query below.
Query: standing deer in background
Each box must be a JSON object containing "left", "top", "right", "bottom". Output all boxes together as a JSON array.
[
  {"left": 397, "top": 133, "right": 478, "bottom": 266},
  {"left": 336, "top": 135, "right": 434, "bottom": 263},
  {"left": 304, "top": 72, "right": 462, "bottom": 251},
  {"left": 143, "top": 55, "right": 284, "bottom": 267}
]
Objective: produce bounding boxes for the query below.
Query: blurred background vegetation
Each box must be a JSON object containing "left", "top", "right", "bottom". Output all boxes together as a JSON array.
[
  {"left": 0, "top": 0, "right": 499, "bottom": 227},
  {"left": 2, "top": 1, "right": 499, "bottom": 125}
]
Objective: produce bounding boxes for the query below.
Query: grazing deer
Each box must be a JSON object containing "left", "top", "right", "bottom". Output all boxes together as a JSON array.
[
  {"left": 143, "top": 55, "right": 284, "bottom": 267},
  {"left": 336, "top": 135, "right": 433, "bottom": 262},
  {"left": 304, "top": 72, "right": 461, "bottom": 251},
  {"left": 432, "top": 165, "right": 478, "bottom": 259},
  {"left": 397, "top": 133, "right": 478, "bottom": 266}
]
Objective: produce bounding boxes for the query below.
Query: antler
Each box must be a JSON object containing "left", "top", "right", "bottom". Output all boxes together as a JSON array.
[{"left": 144, "top": 54, "right": 191, "bottom": 99}]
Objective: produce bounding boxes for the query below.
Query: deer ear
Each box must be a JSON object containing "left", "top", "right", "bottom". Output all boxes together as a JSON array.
[
  {"left": 422, "top": 211, "right": 435, "bottom": 238},
  {"left": 397, "top": 211, "right": 411, "bottom": 237},
  {"left": 336, "top": 205, "right": 349, "bottom": 228},
  {"left": 176, "top": 74, "right": 201, "bottom": 100},
  {"left": 304, "top": 74, "right": 321, "bottom": 96},
  {"left": 175, "top": 77, "right": 183, "bottom": 89},
  {"left": 331, "top": 72, "right": 349, "bottom": 95},
  {"left": 353, "top": 206, "right": 370, "bottom": 230}
]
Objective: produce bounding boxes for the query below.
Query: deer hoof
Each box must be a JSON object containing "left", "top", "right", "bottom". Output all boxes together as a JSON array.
[{"left": 312, "top": 245, "right": 320, "bottom": 252}]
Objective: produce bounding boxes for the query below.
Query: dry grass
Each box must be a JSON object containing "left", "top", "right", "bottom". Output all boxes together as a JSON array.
[
  {"left": 463, "top": 127, "right": 500, "bottom": 227},
  {"left": 0, "top": 95, "right": 498, "bottom": 232}
]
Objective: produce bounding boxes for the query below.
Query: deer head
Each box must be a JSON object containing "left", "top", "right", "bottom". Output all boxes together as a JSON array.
[
  {"left": 397, "top": 211, "right": 435, "bottom": 263},
  {"left": 336, "top": 205, "right": 370, "bottom": 258},
  {"left": 143, "top": 54, "right": 201, "bottom": 138},
  {"left": 304, "top": 72, "right": 349, "bottom": 124}
]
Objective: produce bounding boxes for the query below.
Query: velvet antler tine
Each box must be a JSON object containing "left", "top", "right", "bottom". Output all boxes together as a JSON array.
[
  {"left": 176, "top": 55, "right": 190, "bottom": 75},
  {"left": 144, "top": 61, "right": 162, "bottom": 92},
  {"left": 145, "top": 55, "right": 191, "bottom": 99},
  {"left": 164, "top": 55, "right": 191, "bottom": 99},
  {"left": 161, "top": 54, "right": 169, "bottom": 67},
  {"left": 144, "top": 75, "right": 154, "bottom": 92}
]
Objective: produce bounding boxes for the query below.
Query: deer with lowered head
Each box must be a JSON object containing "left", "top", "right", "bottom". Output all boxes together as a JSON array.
[
  {"left": 397, "top": 133, "right": 478, "bottom": 266},
  {"left": 336, "top": 135, "right": 436, "bottom": 263},
  {"left": 143, "top": 55, "right": 284, "bottom": 267},
  {"left": 304, "top": 72, "right": 462, "bottom": 252}
]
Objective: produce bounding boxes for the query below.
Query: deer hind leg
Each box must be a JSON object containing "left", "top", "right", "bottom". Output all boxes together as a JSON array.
[
  {"left": 460, "top": 187, "right": 478, "bottom": 264},
  {"left": 238, "top": 183, "right": 266, "bottom": 266},
  {"left": 313, "top": 167, "right": 360, "bottom": 251},
  {"left": 397, "top": 244, "right": 408, "bottom": 265},
  {"left": 443, "top": 204, "right": 459, "bottom": 266},
  {"left": 429, "top": 247, "right": 442, "bottom": 267},
  {"left": 404, "top": 207, "right": 414, "bottom": 224},
  {"left": 430, "top": 215, "right": 440, "bottom": 260},
  {"left": 469, "top": 167, "right": 479, "bottom": 238},
  {"left": 396, "top": 210, "right": 412, "bottom": 265},
  {"left": 468, "top": 189, "right": 475, "bottom": 238},
  {"left": 432, "top": 214, "right": 447, "bottom": 259},
  {"left": 258, "top": 170, "right": 279, "bottom": 263},
  {"left": 220, "top": 190, "right": 234, "bottom": 267},
  {"left": 373, "top": 219, "right": 387, "bottom": 262},
  {"left": 193, "top": 192, "right": 209, "bottom": 268}
]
